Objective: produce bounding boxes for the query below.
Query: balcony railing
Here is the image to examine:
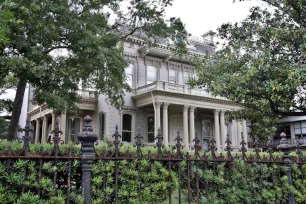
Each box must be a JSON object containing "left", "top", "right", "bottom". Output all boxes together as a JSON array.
[
  {"left": 76, "top": 90, "right": 97, "bottom": 98},
  {"left": 248, "top": 138, "right": 306, "bottom": 149},
  {"left": 135, "top": 81, "right": 225, "bottom": 99}
]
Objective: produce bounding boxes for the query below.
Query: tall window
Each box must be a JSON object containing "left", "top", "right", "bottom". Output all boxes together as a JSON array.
[
  {"left": 169, "top": 70, "right": 176, "bottom": 84},
  {"left": 148, "top": 116, "right": 155, "bottom": 143},
  {"left": 294, "top": 121, "right": 306, "bottom": 138},
  {"left": 122, "top": 114, "right": 132, "bottom": 142},
  {"left": 184, "top": 72, "right": 191, "bottom": 85},
  {"left": 275, "top": 123, "right": 291, "bottom": 139},
  {"left": 99, "top": 114, "right": 105, "bottom": 140},
  {"left": 147, "top": 66, "right": 157, "bottom": 84},
  {"left": 125, "top": 64, "right": 133, "bottom": 88}
]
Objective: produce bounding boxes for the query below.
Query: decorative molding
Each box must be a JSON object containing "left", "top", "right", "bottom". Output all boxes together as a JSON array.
[
  {"left": 132, "top": 90, "right": 238, "bottom": 105},
  {"left": 121, "top": 106, "right": 138, "bottom": 112},
  {"left": 164, "top": 55, "right": 172, "bottom": 63},
  {"left": 163, "top": 102, "right": 170, "bottom": 109},
  {"left": 124, "top": 52, "right": 138, "bottom": 61},
  {"left": 139, "top": 47, "right": 149, "bottom": 58},
  {"left": 155, "top": 101, "right": 162, "bottom": 108},
  {"left": 183, "top": 105, "right": 190, "bottom": 111},
  {"left": 213, "top": 109, "right": 220, "bottom": 115},
  {"left": 182, "top": 64, "right": 195, "bottom": 73},
  {"left": 145, "top": 56, "right": 162, "bottom": 68},
  {"left": 168, "top": 61, "right": 181, "bottom": 71},
  {"left": 190, "top": 106, "right": 196, "bottom": 112}
]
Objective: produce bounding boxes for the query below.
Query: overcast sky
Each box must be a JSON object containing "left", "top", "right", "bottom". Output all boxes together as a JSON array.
[
  {"left": 165, "top": 0, "right": 264, "bottom": 37},
  {"left": 1, "top": 0, "right": 265, "bottom": 105}
]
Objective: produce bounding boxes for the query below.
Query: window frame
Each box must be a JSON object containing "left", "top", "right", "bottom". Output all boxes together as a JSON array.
[
  {"left": 98, "top": 113, "right": 105, "bottom": 140},
  {"left": 146, "top": 65, "right": 157, "bottom": 85},
  {"left": 147, "top": 115, "right": 155, "bottom": 143},
  {"left": 121, "top": 112, "right": 134, "bottom": 143},
  {"left": 125, "top": 64, "right": 134, "bottom": 88}
]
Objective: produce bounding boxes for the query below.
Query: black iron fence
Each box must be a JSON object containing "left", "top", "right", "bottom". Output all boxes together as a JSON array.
[{"left": 1, "top": 115, "right": 306, "bottom": 204}]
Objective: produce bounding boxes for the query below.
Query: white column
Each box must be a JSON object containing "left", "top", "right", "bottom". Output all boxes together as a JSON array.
[
  {"left": 183, "top": 105, "right": 189, "bottom": 149},
  {"left": 220, "top": 110, "right": 226, "bottom": 152},
  {"left": 61, "top": 112, "right": 67, "bottom": 142},
  {"left": 163, "top": 103, "right": 170, "bottom": 147},
  {"left": 189, "top": 106, "right": 196, "bottom": 144},
  {"left": 35, "top": 119, "right": 41, "bottom": 143},
  {"left": 41, "top": 115, "right": 48, "bottom": 143},
  {"left": 237, "top": 120, "right": 242, "bottom": 146},
  {"left": 213, "top": 109, "right": 221, "bottom": 152},
  {"left": 51, "top": 112, "right": 56, "bottom": 137},
  {"left": 155, "top": 102, "right": 162, "bottom": 134},
  {"left": 242, "top": 120, "right": 248, "bottom": 149}
]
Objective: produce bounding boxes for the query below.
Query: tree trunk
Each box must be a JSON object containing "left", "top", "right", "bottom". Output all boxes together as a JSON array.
[{"left": 7, "top": 77, "right": 27, "bottom": 140}]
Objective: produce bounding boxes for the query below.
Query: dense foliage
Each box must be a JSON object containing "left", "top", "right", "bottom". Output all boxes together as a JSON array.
[
  {"left": 0, "top": 0, "right": 187, "bottom": 139},
  {"left": 0, "top": 141, "right": 305, "bottom": 203},
  {"left": 196, "top": 0, "right": 306, "bottom": 138}
]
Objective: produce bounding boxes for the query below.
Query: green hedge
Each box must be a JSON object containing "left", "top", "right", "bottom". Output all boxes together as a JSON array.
[{"left": 0, "top": 141, "right": 305, "bottom": 203}]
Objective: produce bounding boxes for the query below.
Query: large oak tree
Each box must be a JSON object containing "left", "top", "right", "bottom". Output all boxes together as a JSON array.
[
  {"left": 0, "top": 0, "right": 186, "bottom": 140},
  {"left": 196, "top": 0, "right": 306, "bottom": 137}
]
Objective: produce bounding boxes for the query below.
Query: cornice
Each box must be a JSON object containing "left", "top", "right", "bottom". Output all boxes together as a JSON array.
[{"left": 132, "top": 90, "right": 238, "bottom": 105}]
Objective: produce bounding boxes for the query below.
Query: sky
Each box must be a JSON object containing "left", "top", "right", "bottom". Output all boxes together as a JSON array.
[
  {"left": 1, "top": 0, "right": 266, "bottom": 111},
  {"left": 165, "top": 0, "right": 265, "bottom": 37}
]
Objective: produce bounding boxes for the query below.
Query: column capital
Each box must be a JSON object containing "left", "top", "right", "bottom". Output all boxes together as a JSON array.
[
  {"left": 213, "top": 109, "right": 220, "bottom": 115},
  {"left": 183, "top": 105, "right": 190, "bottom": 112},
  {"left": 163, "top": 102, "right": 170, "bottom": 109},
  {"left": 155, "top": 101, "right": 162, "bottom": 108},
  {"left": 190, "top": 106, "right": 196, "bottom": 112},
  {"left": 52, "top": 111, "right": 56, "bottom": 116},
  {"left": 220, "top": 110, "right": 225, "bottom": 116}
]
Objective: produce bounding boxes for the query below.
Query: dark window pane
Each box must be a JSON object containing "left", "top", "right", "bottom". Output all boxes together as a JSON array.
[
  {"left": 123, "top": 114, "right": 132, "bottom": 131},
  {"left": 148, "top": 116, "right": 154, "bottom": 132},
  {"left": 122, "top": 132, "right": 131, "bottom": 142},
  {"left": 148, "top": 133, "right": 155, "bottom": 143},
  {"left": 99, "top": 114, "right": 105, "bottom": 140}
]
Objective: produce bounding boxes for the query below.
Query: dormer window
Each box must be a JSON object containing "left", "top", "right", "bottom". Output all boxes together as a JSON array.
[{"left": 147, "top": 66, "right": 157, "bottom": 84}]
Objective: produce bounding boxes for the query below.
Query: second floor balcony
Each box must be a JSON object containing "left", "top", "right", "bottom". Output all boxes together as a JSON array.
[{"left": 135, "top": 81, "right": 226, "bottom": 99}]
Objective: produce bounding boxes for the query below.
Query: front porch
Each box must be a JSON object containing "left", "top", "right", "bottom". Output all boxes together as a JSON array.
[{"left": 133, "top": 90, "right": 248, "bottom": 152}]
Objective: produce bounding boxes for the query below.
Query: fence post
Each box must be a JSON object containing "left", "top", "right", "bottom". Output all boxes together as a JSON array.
[
  {"left": 77, "top": 115, "right": 98, "bottom": 204},
  {"left": 277, "top": 132, "right": 295, "bottom": 204}
]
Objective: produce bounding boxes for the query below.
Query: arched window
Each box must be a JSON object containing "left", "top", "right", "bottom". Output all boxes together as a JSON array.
[
  {"left": 99, "top": 113, "right": 105, "bottom": 140},
  {"left": 147, "top": 116, "right": 155, "bottom": 143},
  {"left": 147, "top": 66, "right": 157, "bottom": 84},
  {"left": 122, "top": 114, "right": 132, "bottom": 142},
  {"left": 125, "top": 64, "right": 133, "bottom": 88}
]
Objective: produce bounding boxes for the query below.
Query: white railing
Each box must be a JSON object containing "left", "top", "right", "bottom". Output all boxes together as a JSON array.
[
  {"left": 135, "top": 81, "right": 223, "bottom": 99},
  {"left": 76, "top": 90, "right": 97, "bottom": 98}
]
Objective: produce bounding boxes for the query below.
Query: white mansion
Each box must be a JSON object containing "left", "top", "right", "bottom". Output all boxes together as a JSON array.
[{"left": 26, "top": 34, "right": 249, "bottom": 152}]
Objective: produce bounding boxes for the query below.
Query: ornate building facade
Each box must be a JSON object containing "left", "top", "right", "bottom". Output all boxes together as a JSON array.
[{"left": 27, "top": 35, "right": 248, "bottom": 152}]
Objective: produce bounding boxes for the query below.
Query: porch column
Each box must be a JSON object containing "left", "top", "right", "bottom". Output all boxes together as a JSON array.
[
  {"left": 220, "top": 110, "right": 226, "bottom": 152},
  {"left": 35, "top": 119, "right": 41, "bottom": 143},
  {"left": 183, "top": 105, "right": 189, "bottom": 149},
  {"left": 61, "top": 112, "right": 67, "bottom": 142},
  {"left": 237, "top": 120, "right": 242, "bottom": 146},
  {"left": 155, "top": 102, "right": 162, "bottom": 135},
  {"left": 163, "top": 103, "right": 170, "bottom": 147},
  {"left": 189, "top": 106, "right": 196, "bottom": 144},
  {"left": 51, "top": 112, "right": 56, "bottom": 137},
  {"left": 213, "top": 109, "right": 221, "bottom": 152},
  {"left": 242, "top": 120, "right": 248, "bottom": 149},
  {"left": 42, "top": 115, "right": 48, "bottom": 143}
]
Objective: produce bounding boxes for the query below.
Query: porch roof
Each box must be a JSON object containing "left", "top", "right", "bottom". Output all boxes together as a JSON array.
[{"left": 132, "top": 90, "right": 242, "bottom": 111}]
